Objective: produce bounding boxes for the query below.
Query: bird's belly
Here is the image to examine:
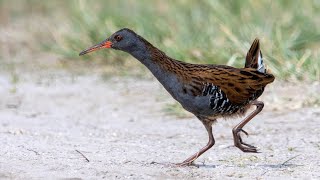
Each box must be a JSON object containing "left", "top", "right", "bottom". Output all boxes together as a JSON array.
[
  {"left": 175, "top": 84, "right": 245, "bottom": 117},
  {"left": 182, "top": 96, "right": 240, "bottom": 115},
  {"left": 177, "top": 95, "right": 211, "bottom": 115}
]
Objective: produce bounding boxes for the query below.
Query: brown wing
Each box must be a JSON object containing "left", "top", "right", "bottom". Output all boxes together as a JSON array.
[
  {"left": 184, "top": 65, "right": 275, "bottom": 105},
  {"left": 210, "top": 67, "right": 274, "bottom": 104}
]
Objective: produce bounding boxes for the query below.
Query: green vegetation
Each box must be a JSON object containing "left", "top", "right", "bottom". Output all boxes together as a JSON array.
[
  {"left": 162, "top": 102, "right": 192, "bottom": 119},
  {"left": 1, "top": 0, "right": 320, "bottom": 81}
]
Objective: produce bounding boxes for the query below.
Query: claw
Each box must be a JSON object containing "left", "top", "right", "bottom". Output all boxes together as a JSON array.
[
  {"left": 233, "top": 128, "right": 258, "bottom": 153},
  {"left": 242, "top": 147, "right": 258, "bottom": 153},
  {"left": 242, "top": 142, "right": 257, "bottom": 149},
  {"left": 240, "top": 129, "right": 249, "bottom": 137},
  {"left": 238, "top": 135, "right": 256, "bottom": 149}
]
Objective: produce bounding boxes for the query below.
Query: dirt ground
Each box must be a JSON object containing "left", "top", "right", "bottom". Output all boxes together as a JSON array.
[{"left": 0, "top": 70, "right": 319, "bottom": 179}]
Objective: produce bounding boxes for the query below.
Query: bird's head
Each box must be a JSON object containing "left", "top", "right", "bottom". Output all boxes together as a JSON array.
[{"left": 79, "top": 28, "right": 142, "bottom": 56}]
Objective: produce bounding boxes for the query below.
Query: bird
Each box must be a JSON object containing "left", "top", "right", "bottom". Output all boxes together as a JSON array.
[{"left": 79, "top": 28, "right": 275, "bottom": 166}]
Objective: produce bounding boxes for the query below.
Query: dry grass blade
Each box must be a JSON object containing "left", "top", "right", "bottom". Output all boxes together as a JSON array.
[
  {"left": 280, "top": 154, "right": 301, "bottom": 167},
  {"left": 75, "top": 149, "right": 90, "bottom": 162}
]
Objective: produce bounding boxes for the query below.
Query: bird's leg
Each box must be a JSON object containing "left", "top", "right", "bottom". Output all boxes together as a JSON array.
[
  {"left": 232, "top": 101, "right": 264, "bottom": 153},
  {"left": 176, "top": 120, "right": 215, "bottom": 166}
]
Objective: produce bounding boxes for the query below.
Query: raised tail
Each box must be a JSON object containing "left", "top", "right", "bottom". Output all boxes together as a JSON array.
[{"left": 245, "top": 38, "right": 266, "bottom": 73}]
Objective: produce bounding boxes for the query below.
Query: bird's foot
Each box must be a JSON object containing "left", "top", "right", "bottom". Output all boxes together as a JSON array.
[
  {"left": 233, "top": 128, "right": 259, "bottom": 153},
  {"left": 175, "top": 160, "right": 195, "bottom": 167},
  {"left": 174, "top": 155, "right": 200, "bottom": 167},
  {"left": 150, "top": 161, "right": 177, "bottom": 167},
  {"left": 150, "top": 161, "right": 194, "bottom": 167}
]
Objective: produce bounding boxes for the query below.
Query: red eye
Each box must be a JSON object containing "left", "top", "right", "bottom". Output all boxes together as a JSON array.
[{"left": 115, "top": 35, "right": 122, "bottom": 41}]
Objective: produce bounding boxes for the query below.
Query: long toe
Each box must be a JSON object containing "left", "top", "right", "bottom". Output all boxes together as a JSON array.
[
  {"left": 151, "top": 161, "right": 182, "bottom": 167},
  {"left": 241, "top": 141, "right": 257, "bottom": 149},
  {"left": 237, "top": 144, "right": 259, "bottom": 153},
  {"left": 234, "top": 129, "right": 258, "bottom": 150},
  {"left": 238, "top": 135, "right": 257, "bottom": 148},
  {"left": 175, "top": 160, "right": 196, "bottom": 167},
  {"left": 176, "top": 162, "right": 192, "bottom": 167},
  {"left": 240, "top": 129, "right": 249, "bottom": 136}
]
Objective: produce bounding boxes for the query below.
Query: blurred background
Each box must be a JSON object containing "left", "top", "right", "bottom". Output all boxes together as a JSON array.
[
  {"left": 1, "top": 1, "right": 320, "bottom": 179},
  {"left": 1, "top": 0, "right": 319, "bottom": 81}
]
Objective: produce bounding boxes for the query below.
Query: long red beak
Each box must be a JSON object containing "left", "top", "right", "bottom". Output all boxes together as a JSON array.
[{"left": 79, "top": 40, "right": 112, "bottom": 56}]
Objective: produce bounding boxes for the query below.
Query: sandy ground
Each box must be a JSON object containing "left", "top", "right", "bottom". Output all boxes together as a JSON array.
[{"left": 0, "top": 71, "right": 319, "bottom": 180}]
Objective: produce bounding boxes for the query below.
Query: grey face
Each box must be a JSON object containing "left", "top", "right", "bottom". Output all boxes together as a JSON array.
[
  {"left": 108, "top": 28, "right": 140, "bottom": 52},
  {"left": 79, "top": 28, "right": 141, "bottom": 56}
]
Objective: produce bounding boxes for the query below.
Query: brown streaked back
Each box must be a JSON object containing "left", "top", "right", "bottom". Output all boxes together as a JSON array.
[{"left": 180, "top": 65, "right": 275, "bottom": 105}]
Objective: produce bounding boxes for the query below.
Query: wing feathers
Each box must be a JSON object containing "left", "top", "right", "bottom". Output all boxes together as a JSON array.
[{"left": 185, "top": 66, "right": 274, "bottom": 105}]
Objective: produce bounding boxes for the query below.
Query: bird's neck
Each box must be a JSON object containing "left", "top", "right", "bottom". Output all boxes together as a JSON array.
[{"left": 126, "top": 38, "right": 184, "bottom": 100}]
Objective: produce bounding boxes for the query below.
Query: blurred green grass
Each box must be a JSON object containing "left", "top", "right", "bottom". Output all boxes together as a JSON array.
[{"left": 1, "top": 0, "right": 320, "bottom": 81}]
